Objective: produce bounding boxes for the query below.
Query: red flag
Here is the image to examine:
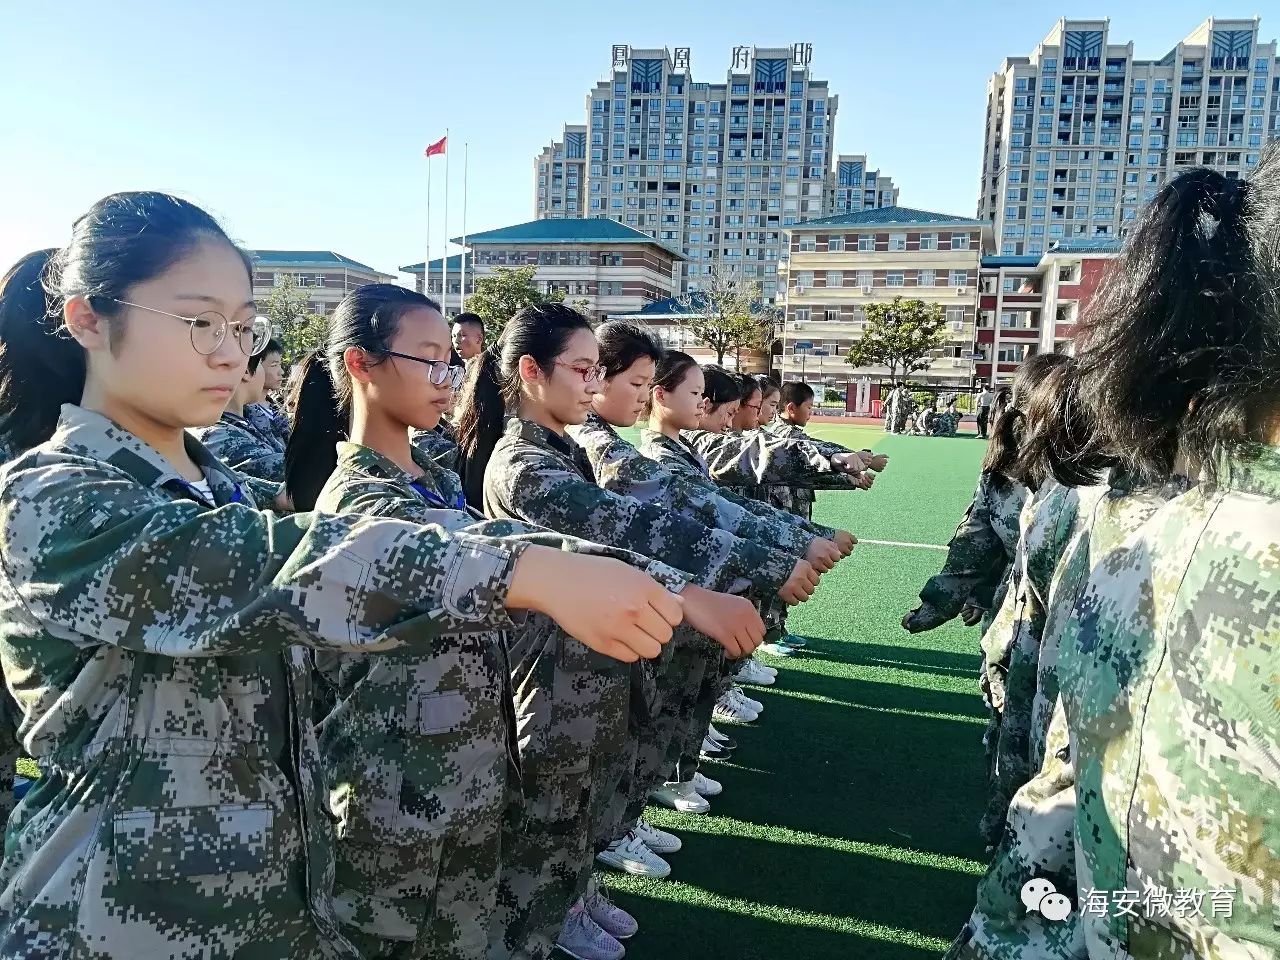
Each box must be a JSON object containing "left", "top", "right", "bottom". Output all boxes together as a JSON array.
[{"left": 424, "top": 136, "right": 447, "bottom": 158}]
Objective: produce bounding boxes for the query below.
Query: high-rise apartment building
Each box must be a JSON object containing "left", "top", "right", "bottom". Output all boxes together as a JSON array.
[
  {"left": 534, "top": 125, "right": 587, "bottom": 219},
  {"left": 536, "top": 44, "right": 897, "bottom": 300},
  {"left": 827, "top": 155, "right": 899, "bottom": 216},
  {"left": 980, "top": 17, "right": 1279, "bottom": 256}
]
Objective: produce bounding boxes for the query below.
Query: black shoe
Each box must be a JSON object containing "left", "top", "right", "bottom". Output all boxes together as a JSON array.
[
  {"left": 709, "top": 733, "right": 738, "bottom": 751},
  {"left": 699, "top": 740, "right": 733, "bottom": 761}
]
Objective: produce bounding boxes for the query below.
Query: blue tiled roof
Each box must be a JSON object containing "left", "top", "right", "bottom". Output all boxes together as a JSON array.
[
  {"left": 448, "top": 217, "right": 684, "bottom": 259},
  {"left": 251, "top": 250, "right": 386, "bottom": 275},
  {"left": 1047, "top": 238, "right": 1123, "bottom": 254},
  {"left": 611, "top": 292, "right": 771, "bottom": 319},
  {"left": 400, "top": 253, "right": 473, "bottom": 274},
  {"left": 789, "top": 206, "right": 987, "bottom": 229},
  {"left": 981, "top": 255, "right": 1042, "bottom": 268}
]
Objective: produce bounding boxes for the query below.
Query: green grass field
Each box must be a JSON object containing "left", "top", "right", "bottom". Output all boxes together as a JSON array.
[{"left": 609, "top": 424, "right": 991, "bottom": 960}]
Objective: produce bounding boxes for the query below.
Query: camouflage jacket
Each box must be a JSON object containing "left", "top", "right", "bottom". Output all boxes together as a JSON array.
[
  {"left": 486, "top": 418, "right": 756, "bottom": 596},
  {"left": 752, "top": 418, "right": 865, "bottom": 518},
  {"left": 1057, "top": 450, "right": 1280, "bottom": 960},
  {"left": 244, "top": 401, "right": 290, "bottom": 453},
  {"left": 568, "top": 412, "right": 807, "bottom": 597},
  {"left": 905, "top": 472, "right": 1027, "bottom": 633},
  {"left": 933, "top": 412, "right": 962, "bottom": 436},
  {"left": 884, "top": 390, "right": 917, "bottom": 433},
  {"left": 191, "top": 408, "right": 286, "bottom": 492},
  {"left": 409, "top": 420, "right": 461, "bottom": 476},
  {"left": 951, "top": 478, "right": 1194, "bottom": 960},
  {"left": 0, "top": 404, "right": 537, "bottom": 958}
]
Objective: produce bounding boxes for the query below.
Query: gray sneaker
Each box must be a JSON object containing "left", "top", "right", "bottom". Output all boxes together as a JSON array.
[{"left": 557, "top": 899, "right": 626, "bottom": 960}]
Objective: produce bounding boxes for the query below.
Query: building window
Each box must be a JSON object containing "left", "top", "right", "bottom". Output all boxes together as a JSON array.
[
  {"left": 917, "top": 269, "right": 935, "bottom": 287},
  {"left": 826, "top": 236, "right": 845, "bottom": 252},
  {"left": 826, "top": 271, "right": 843, "bottom": 287},
  {"left": 857, "top": 235, "right": 874, "bottom": 252},
  {"left": 857, "top": 270, "right": 873, "bottom": 288},
  {"left": 950, "top": 233, "right": 971, "bottom": 250},
  {"left": 889, "top": 233, "right": 907, "bottom": 251},
  {"left": 798, "top": 237, "right": 816, "bottom": 252},
  {"left": 887, "top": 272, "right": 904, "bottom": 287},
  {"left": 918, "top": 233, "right": 937, "bottom": 250},
  {"left": 950, "top": 270, "right": 968, "bottom": 287},
  {"left": 794, "top": 307, "right": 810, "bottom": 322},
  {"left": 823, "top": 308, "right": 840, "bottom": 323},
  {"left": 946, "top": 307, "right": 965, "bottom": 330}
]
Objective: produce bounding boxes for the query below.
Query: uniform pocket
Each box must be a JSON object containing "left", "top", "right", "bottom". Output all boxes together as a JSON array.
[
  {"left": 112, "top": 803, "right": 273, "bottom": 881},
  {"left": 415, "top": 691, "right": 469, "bottom": 735}
]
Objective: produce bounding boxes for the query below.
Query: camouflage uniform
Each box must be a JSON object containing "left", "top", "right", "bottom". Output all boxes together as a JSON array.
[
  {"left": 191, "top": 409, "right": 286, "bottom": 503},
  {"left": 569, "top": 412, "right": 811, "bottom": 835},
  {"left": 0, "top": 432, "right": 24, "bottom": 827},
  {"left": 244, "top": 400, "right": 291, "bottom": 452},
  {"left": 411, "top": 420, "right": 461, "bottom": 476},
  {"left": 0, "top": 404, "right": 541, "bottom": 959},
  {"left": 933, "top": 411, "right": 962, "bottom": 437},
  {"left": 884, "top": 388, "right": 917, "bottom": 434},
  {"left": 482, "top": 418, "right": 709, "bottom": 959},
  {"left": 946, "top": 476, "right": 1196, "bottom": 960},
  {"left": 904, "top": 472, "right": 1027, "bottom": 636}
]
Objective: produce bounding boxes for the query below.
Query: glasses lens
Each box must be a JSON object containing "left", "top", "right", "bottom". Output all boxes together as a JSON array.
[
  {"left": 190, "top": 312, "right": 227, "bottom": 355},
  {"left": 587, "top": 365, "right": 606, "bottom": 383},
  {"left": 449, "top": 365, "right": 465, "bottom": 389},
  {"left": 240, "top": 318, "right": 272, "bottom": 356},
  {"left": 427, "top": 362, "right": 451, "bottom": 387}
]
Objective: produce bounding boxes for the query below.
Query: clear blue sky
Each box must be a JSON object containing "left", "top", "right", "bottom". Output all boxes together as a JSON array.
[{"left": 0, "top": 0, "right": 1257, "bottom": 283}]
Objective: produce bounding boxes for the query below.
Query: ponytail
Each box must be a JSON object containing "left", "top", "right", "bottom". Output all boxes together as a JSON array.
[
  {"left": 981, "top": 351, "right": 1070, "bottom": 489},
  {"left": 0, "top": 249, "right": 83, "bottom": 452},
  {"left": 284, "top": 351, "right": 346, "bottom": 511},
  {"left": 454, "top": 303, "right": 593, "bottom": 508}
]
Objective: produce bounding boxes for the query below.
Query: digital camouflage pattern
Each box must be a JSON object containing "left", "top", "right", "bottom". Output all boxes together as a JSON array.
[
  {"left": 244, "top": 401, "right": 290, "bottom": 453},
  {"left": 411, "top": 420, "right": 462, "bottom": 476},
  {"left": 1058, "top": 449, "right": 1280, "bottom": 960},
  {"left": 192, "top": 409, "right": 286, "bottom": 485},
  {"left": 883, "top": 387, "right": 917, "bottom": 434},
  {"left": 752, "top": 418, "right": 866, "bottom": 522},
  {"left": 0, "top": 432, "right": 23, "bottom": 829},
  {"left": 0, "top": 404, "right": 534, "bottom": 959},
  {"left": 481, "top": 417, "right": 693, "bottom": 959},
  {"left": 905, "top": 472, "right": 1028, "bottom": 635},
  {"left": 933, "top": 411, "right": 962, "bottom": 437},
  {"left": 948, "top": 476, "right": 1200, "bottom": 960}
]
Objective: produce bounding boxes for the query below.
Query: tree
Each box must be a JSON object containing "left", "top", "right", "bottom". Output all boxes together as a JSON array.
[
  {"left": 464, "top": 265, "right": 565, "bottom": 342},
  {"left": 845, "top": 296, "right": 947, "bottom": 385},
  {"left": 677, "top": 263, "right": 777, "bottom": 365},
  {"left": 263, "top": 274, "right": 328, "bottom": 361}
]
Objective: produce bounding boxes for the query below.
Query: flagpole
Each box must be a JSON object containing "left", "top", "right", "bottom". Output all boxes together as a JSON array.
[
  {"left": 442, "top": 127, "right": 450, "bottom": 315},
  {"left": 461, "top": 142, "right": 469, "bottom": 312},
  {"left": 425, "top": 156, "right": 432, "bottom": 300}
]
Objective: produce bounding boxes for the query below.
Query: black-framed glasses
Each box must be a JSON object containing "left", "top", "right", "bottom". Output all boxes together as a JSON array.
[
  {"left": 385, "top": 351, "right": 465, "bottom": 388},
  {"left": 107, "top": 298, "right": 271, "bottom": 357},
  {"left": 555, "top": 361, "right": 607, "bottom": 384}
]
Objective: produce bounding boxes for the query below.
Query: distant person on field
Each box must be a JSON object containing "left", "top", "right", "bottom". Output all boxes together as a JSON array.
[{"left": 974, "top": 382, "right": 995, "bottom": 439}]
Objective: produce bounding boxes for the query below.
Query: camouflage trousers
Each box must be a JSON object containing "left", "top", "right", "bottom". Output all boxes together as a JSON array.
[
  {"left": 674, "top": 643, "right": 725, "bottom": 784},
  {"left": 489, "top": 616, "right": 629, "bottom": 960},
  {"left": 339, "top": 823, "right": 501, "bottom": 960}
]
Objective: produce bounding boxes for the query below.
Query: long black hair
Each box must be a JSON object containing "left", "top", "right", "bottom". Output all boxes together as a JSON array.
[
  {"left": 454, "top": 303, "right": 593, "bottom": 506},
  {"left": 0, "top": 193, "right": 249, "bottom": 450},
  {"left": 700, "top": 364, "right": 740, "bottom": 410},
  {"left": 980, "top": 351, "right": 1070, "bottom": 490},
  {"left": 756, "top": 375, "right": 780, "bottom": 403},
  {"left": 596, "top": 320, "right": 662, "bottom": 379},
  {"left": 284, "top": 283, "right": 441, "bottom": 511},
  {"left": 1043, "top": 147, "right": 1280, "bottom": 485}
]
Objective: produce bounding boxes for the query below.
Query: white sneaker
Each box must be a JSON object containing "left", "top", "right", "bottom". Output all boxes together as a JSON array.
[
  {"left": 700, "top": 735, "right": 732, "bottom": 760},
  {"left": 735, "top": 659, "right": 776, "bottom": 686},
  {"left": 692, "top": 772, "right": 723, "bottom": 797},
  {"left": 634, "top": 818, "right": 682, "bottom": 854},
  {"left": 584, "top": 887, "right": 638, "bottom": 940},
  {"left": 648, "top": 781, "right": 710, "bottom": 814},
  {"left": 676, "top": 780, "right": 711, "bottom": 812},
  {"left": 557, "top": 899, "right": 626, "bottom": 960},
  {"left": 729, "top": 687, "right": 764, "bottom": 714},
  {"left": 595, "top": 832, "right": 670, "bottom": 879},
  {"left": 713, "top": 695, "right": 757, "bottom": 725},
  {"left": 759, "top": 642, "right": 797, "bottom": 657},
  {"left": 707, "top": 724, "right": 737, "bottom": 750}
]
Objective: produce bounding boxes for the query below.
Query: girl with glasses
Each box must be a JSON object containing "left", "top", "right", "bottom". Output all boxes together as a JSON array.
[
  {"left": 454, "top": 303, "right": 767, "bottom": 960},
  {"left": 0, "top": 193, "right": 685, "bottom": 958}
]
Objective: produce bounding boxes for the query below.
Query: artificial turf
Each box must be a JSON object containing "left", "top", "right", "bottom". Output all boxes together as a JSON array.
[{"left": 607, "top": 424, "right": 992, "bottom": 960}]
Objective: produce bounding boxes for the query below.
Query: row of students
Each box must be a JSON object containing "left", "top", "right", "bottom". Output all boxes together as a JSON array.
[
  {"left": 936, "top": 147, "right": 1280, "bottom": 960},
  {"left": 0, "top": 193, "right": 720, "bottom": 960}
]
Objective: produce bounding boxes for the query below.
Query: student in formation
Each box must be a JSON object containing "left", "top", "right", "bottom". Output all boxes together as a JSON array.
[
  {"left": 453, "top": 303, "right": 767, "bottom": 960},
  {"left": 951, "top": 148, "right": 1280, "bottom": 960},
  {"left": 243, "top": 336, "right": 291, "bottom": 450},
  {"left": 0, "top": 192, "right": 686, "bottom": 959},
  {"left": 567, "top": 321, "right": 828, "bottom": 877}
]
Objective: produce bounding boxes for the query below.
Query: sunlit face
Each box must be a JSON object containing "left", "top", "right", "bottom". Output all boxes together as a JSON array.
[
  {"left": 593, "top": 355, "right": 656, "bottom": 428},
  {"left": 759, "top": 388, "right": 780, "bottom": 425},
  {"left": 452, "top": 321, "right": 484, "bottom": 361},
  {"left": 732, "top": 387, "right": 762, "bottom": 431},
  {"left": 522, "top": 327, "right": 600, "bottom": 431},
  {"left": 357, "top": 305, "right": 453, "bottom": 432},
  {"left": 704, "top": 398, "right": 739, "bottom": 434},
  {"left": 787, "top": 397, "right": 815, "bottom": 427},
  {"left": 261, "top": 351, "right": 284, "bottom": 392},
  {"left": 71, "top": 238, "right": 256, "bottom": 430},
  {"left": 654, "top": 364, "right": 705, "bottom": 431},
  {"left": 237, "top": 358, "right": 267, "bottom": 407}
]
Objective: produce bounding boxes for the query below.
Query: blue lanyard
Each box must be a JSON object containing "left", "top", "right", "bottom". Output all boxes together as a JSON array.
[
  {"left": 168, "top": 477, "right": 245, "bottom": 507},
  {"left": 409, "top": 480, "right": 466, "bottom": 512}
]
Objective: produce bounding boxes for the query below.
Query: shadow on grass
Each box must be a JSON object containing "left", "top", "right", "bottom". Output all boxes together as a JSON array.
[{"left": 784, "top": 640, "right": 981, "bottom": 679}]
